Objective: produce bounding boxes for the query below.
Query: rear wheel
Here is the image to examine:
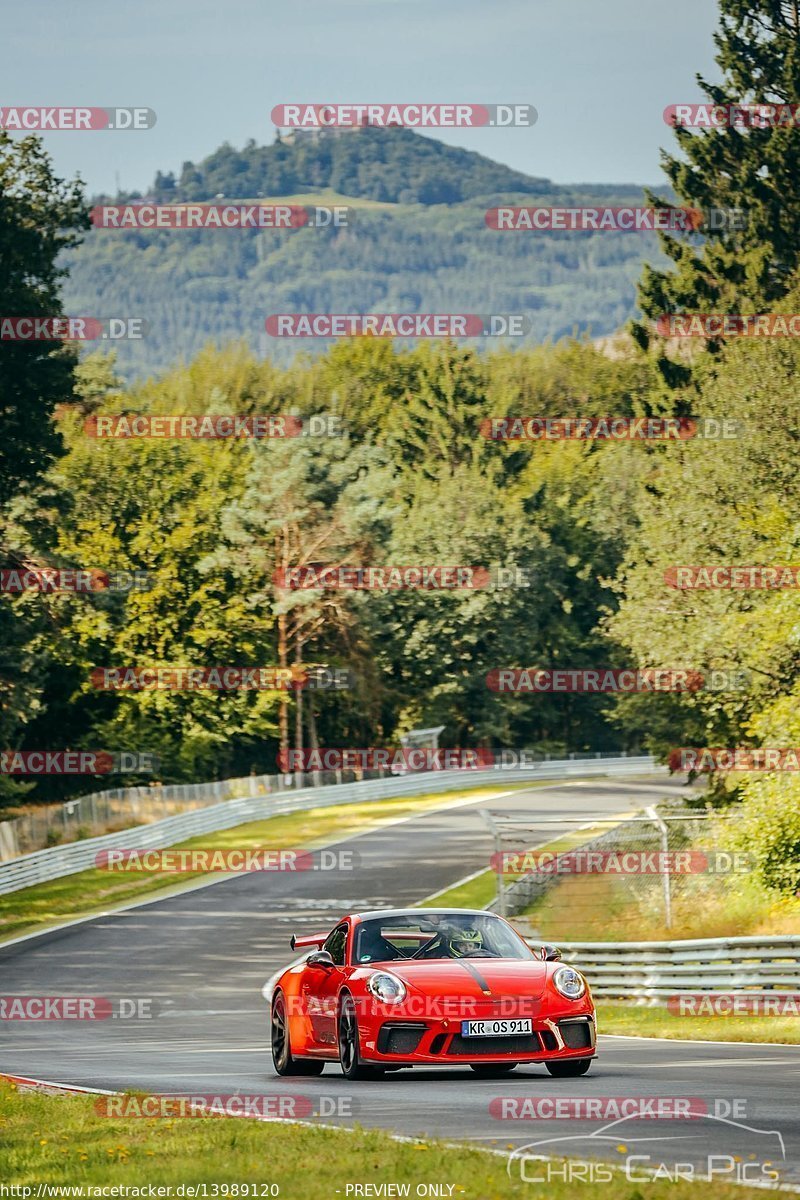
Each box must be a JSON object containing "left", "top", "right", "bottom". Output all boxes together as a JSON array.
[
  {"left": 338, "top": 993, "right": 383, "bottom": 1080},
  {"left": 271, "top": 991, "right": 325, "bottom": 1076},
  {"left": 470, "top": 1063, "right": 518, "bottom": 1077},
  {"left": 545, "top": 1057, "right": 592, "bottom": 1077}
]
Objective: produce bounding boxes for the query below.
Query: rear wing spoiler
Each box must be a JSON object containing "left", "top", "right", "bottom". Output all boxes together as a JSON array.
[{"left": 290, "top": 932, "right": 327, "bottom": 951}]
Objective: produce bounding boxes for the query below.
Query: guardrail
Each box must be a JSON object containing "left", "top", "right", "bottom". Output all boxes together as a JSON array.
[
  {"left": 0, "top": 754, "right": 657, "bottom": 895},
  {"left": 0, "top": 749, "right": 654, "bottom": 859},
  {"left": 557, "top": 935, "right": 800, "bottom": 1003}
]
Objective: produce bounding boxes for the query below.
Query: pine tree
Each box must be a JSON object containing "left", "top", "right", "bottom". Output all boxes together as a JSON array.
[
  {"left": 0, "top": 134, "right": 88, "bottom": 806},
  {"left": 634, "top": 0, "right": 800, "bottom": 380},
  {"left": 0, "top": 132, "right": 89, "bottom": 507},
  {"left": 386, "top": 343, "right": 492, "bottom": 479}
]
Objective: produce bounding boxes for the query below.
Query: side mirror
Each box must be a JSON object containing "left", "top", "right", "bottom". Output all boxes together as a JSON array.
[
  {"left": 306, "top": 950, "right": 336, "bottom": 969},
  {"left": 541, "top": 944, "right": 562, "bottom": 962}
]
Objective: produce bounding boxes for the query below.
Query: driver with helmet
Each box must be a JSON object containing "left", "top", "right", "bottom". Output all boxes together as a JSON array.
[{"left": 417, "top": 923, "right": 486, "bottom": 959}]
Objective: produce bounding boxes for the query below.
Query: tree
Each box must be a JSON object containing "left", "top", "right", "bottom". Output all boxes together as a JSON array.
[
  {"left": 0, "top": 134, "right": 88, "bottom": 806},
  {"left": 205, "top": 422, "right": 395, "bottom": 766},
  {"left": 634, "top": 0, "right": 800, "bottom": 380},
  {"left": 384, "top": 343, "right": 491, "bottom": 478},
  {"left": 29, "top": 349, "right": 288, "bottom": 787},
  {"left": 607, "top": 331, "right": 800, "bottom": 771},
  {"left": 0, "top": 133, "right": 89, "bottom": 506}
]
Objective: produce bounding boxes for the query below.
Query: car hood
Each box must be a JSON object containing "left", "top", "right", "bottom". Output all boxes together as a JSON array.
[{"left": 373, "top": 958, "right": 550, "bottom": 1000}]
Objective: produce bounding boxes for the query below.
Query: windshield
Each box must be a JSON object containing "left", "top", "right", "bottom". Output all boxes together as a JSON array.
[{"left": 353, "top": 911, "right": 536, "bottom": 964}]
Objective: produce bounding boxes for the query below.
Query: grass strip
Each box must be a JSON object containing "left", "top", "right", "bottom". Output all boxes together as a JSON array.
[{"left": 0, "top": 1080, "right": 787, "bottom": 1198}]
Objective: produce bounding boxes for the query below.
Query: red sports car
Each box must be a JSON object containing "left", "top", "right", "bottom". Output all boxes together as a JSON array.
[{"left": 270, "top": 907, "right": 596, "bottom": 1079}]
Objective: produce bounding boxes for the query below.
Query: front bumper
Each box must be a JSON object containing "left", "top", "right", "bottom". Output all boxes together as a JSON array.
[{"left": 362, "top": 1011, "right": 596, "bottom": 1065}]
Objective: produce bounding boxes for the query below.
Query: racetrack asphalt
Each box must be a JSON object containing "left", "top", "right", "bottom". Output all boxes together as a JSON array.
[{"left": 2, "top": 774, "right": 798, "bottom": 1187}]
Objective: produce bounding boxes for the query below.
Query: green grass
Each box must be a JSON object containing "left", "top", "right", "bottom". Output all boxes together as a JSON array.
[
  {"left": 599, "top": 1001, "right": 800, "bottom": 1044},
  {"left": 0, "top": 1081, "right": 788, "bottom": 1198},
  {"left": 520, "top": 857, "right": 800, "bottom": 942},
  {"left": 420, "top": 869, "right": 499, "bottom": 910},
  {"left": 0, "top": 786, "right": 514, "bottom": 944}
]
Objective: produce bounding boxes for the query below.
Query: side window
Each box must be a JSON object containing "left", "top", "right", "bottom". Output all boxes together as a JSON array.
[{"left": 324, "top": 924, "right": 347, "bottom": 966}]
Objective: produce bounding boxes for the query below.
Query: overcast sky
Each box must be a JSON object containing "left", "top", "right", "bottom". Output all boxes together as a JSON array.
[{"left": 3, "top": 0, "right": 721, "bottom": 196}]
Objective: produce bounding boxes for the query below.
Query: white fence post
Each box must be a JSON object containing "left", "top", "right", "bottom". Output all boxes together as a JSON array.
[{"left": 646, "top": 804, "right": 672, "bottom": 929}]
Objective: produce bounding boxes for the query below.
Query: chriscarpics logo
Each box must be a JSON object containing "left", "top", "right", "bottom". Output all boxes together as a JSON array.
[{"left": 508, "top": 1111, "right": 785, "bottom": 1186}]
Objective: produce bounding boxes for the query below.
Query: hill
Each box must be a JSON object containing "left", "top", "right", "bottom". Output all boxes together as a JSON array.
[
  {"left": 62, "top": 129, "right": 669, "bottom": 378},
  {"left": 150, "top": 125, "right": 555, "bottom": 206}
]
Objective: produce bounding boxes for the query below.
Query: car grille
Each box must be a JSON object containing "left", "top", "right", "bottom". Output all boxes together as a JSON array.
[{"left": 446, "top": 1032, "right": 542, "bottom": 1056}]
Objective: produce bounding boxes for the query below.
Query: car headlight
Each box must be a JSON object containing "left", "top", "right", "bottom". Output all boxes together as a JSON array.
[
  {"left": 553, "top": 966, "right": 586, "bottom": 1000},
  {"left": 366, "top": 971, "right": 407, "bottom": 1004}
]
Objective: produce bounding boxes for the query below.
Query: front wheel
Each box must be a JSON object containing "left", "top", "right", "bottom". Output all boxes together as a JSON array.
[
  {"left": 545, "top": 1057, "right": 592, "bottom": 1077},
  {"left": 271, "top": 992, "right": 325, "bottom": 1076},
  {"left": 338, "top": 993, "right": 383, "bottom": 1080},
  {"left": 470, "top": 1063, "right": 518, "bottom": 1077}
]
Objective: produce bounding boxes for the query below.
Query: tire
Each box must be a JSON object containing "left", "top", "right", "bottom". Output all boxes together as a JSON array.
[
  {"left": 470, "top": 1063, "right": 519, "bottom": 1077},
  {"left": 338, "top": 993, "right": 383, "bottom": 1080},
  {"left": 545, "top": 1057, "right": 592, "bottom": 1077},
  {"left": 271, "top": 991, "right": 325, "bottom": 1076}
]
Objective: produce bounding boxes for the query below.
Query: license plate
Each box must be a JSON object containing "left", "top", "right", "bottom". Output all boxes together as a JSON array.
[{"left": 460, "top": 1018, "right": 533, "bottom": 1038}]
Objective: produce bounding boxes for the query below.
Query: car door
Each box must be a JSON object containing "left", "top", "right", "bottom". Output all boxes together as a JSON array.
[{"left": 302, "top": 922, "right": 348, "bottom": 1049}]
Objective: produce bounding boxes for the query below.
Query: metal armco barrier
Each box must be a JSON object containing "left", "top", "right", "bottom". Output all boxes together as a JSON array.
[
  {"left": 556, "top": 935, "right": 800, "bottom": 1003},
  {"left": 0, "top": 754, "right": 657, "bottom": 895}
]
